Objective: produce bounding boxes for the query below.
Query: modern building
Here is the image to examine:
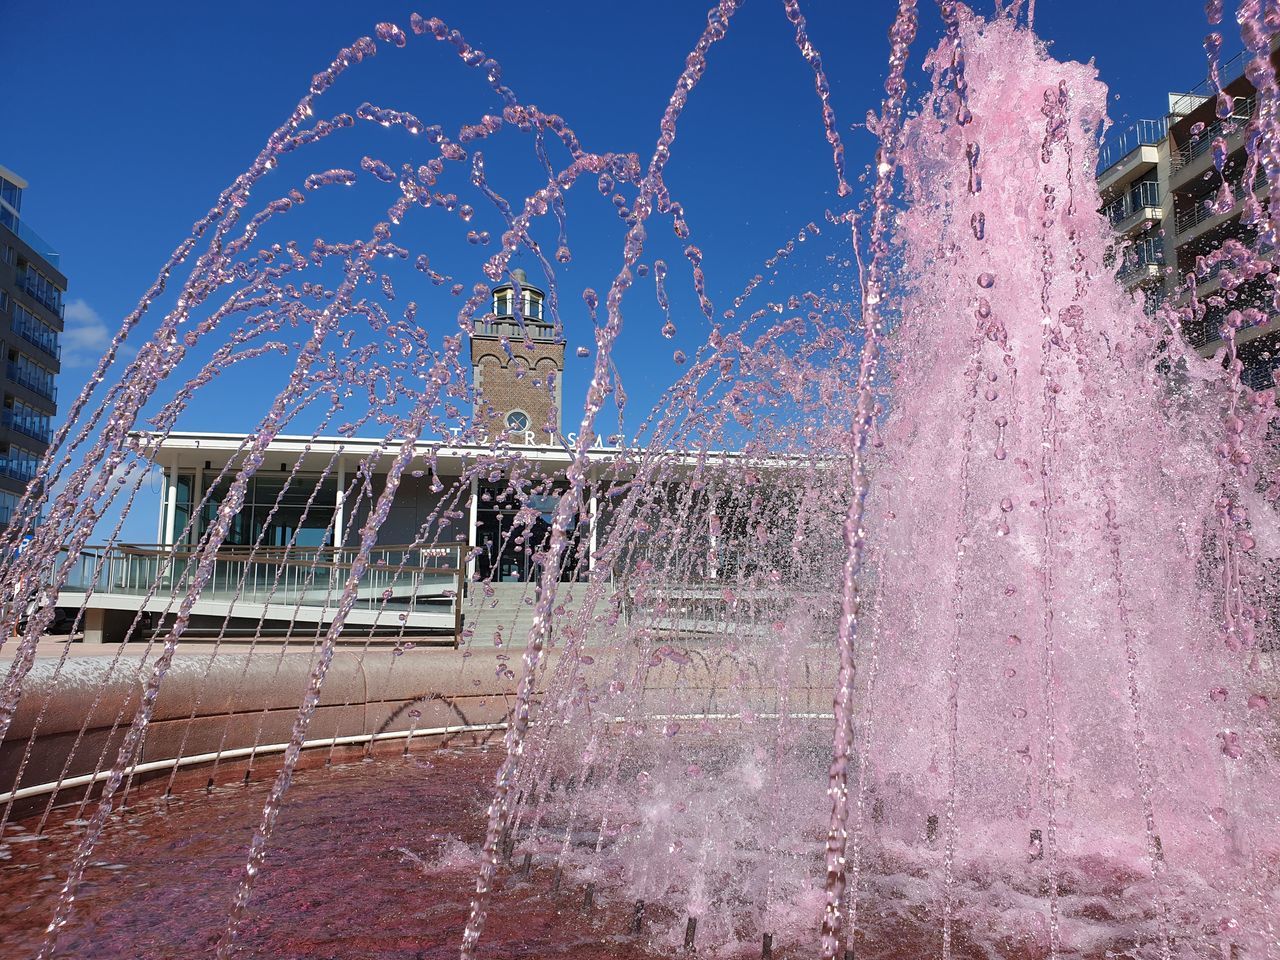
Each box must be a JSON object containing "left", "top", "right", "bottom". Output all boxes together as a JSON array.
[
  {"left": 1098, "top": 44, "right": 1280, "bottom": 388},
  {"left": 58, "top": 273, "right": 639, "bottom": 644},
  {"left": 0, "top": 165, "right": 63, "bottom": 526}
]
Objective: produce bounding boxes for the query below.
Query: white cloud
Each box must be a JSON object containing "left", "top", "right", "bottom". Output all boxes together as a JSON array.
[{"left": 61, "top": 298, "right": 114, "bottom": 368}]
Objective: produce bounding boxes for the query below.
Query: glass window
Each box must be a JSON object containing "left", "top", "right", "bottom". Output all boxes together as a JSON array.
[{"left": 199, "top": 471, "right": 338, "bottom": 546}]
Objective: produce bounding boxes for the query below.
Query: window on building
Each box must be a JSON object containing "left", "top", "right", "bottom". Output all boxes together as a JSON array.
[
  {"left": 0, "top": 490, "right": 18, "bottom": 525},
  {"left": 493, "top": 291, "right": 512, "bottom": 316},
  {"left": 173, "top": 473, "right": 195, "bottom": 545},
  {"left": 0, "top": 177, "right": 20, "bottom": 213}
]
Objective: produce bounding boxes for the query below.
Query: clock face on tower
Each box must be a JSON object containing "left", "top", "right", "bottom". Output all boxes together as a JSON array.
[{"left": 506, "top": 410, "right": 530, "bottom": 433}]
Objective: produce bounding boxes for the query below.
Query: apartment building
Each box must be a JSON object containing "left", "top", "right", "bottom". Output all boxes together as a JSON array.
[
  {"left": 0, "top": 166, "right": 63, "bottom": 527},
  {"left": 1099, "top": 46, "right": 1280, "bottom": 389}
]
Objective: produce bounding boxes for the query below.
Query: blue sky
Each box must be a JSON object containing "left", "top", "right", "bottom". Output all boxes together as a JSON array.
[{"left": 3, "top": 0, "right": 1233, "bottom": 539}]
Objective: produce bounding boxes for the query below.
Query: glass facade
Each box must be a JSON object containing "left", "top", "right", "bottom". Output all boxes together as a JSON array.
[
  {"left": 200, "top": 471, "right": 338, "bottom": 548},
  {"left": 474, "top": 480, "right": 586, "bottom": 582}
]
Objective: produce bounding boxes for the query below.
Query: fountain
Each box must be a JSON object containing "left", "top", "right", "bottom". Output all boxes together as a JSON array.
[{"left": 0, "top": 2, "right": 1278, "bottom": 959}]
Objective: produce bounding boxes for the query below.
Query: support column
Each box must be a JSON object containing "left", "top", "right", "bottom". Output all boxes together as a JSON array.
[
  {"left": 467, "top": 473, "right": 479, "bottom": 582},
  {"left": 83, "top": 606, "right": 106, "bottom": 645},
  {"left": 588, "top": 487, "right": 599, "bottom": 576},
  {"left": 707, "top": 482, "right": 719, "bottom": 581},
  {"left": 162, "top": 453, "right": 179, "bottom": 547},
  {"left": 191, "top": 459, "right": 205, "bottom": 547},
  {"left": 334, "top": 454, "right": 347, "bottom": 552},
  {"left": 155, "top": 465, "right": 167, "bottom": 546}
]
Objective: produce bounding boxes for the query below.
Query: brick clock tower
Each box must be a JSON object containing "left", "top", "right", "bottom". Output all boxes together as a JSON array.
[{"left": 470, "top": 269, "right": 564, "bottom": 444}]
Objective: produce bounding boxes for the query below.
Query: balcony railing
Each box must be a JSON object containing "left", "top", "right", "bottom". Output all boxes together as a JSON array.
[
  {"left": 1171, "top": 97, "right": 1256, "bottom": 172},
  {"left": 1174, "top": 167, "right": 1268, "bottom": 235},
  {"left": 0, "top": 209, "right": 61, "bottom": 268},
  {"left": 1098, "top": 118, "right": 1166, "bottom": 172},
  {"left": 1168, "top": 49, "right": 1252, "bottom": 117},
  {"left": 475, "top": 317, "right": 556, "bottom": 341},
  {"left": 6, "top": 361, "right": 57, "bottom": 403}
]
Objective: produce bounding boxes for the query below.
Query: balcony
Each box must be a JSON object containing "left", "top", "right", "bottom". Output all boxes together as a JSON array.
[
  {"left": 11, "top": 314, "right": 61, "bottom": 362},
  {"left": 1097, "top": 119, "right": 1165, "bottom": 193},
  {"left": 1103, "top": 180, "right": 1162, "bottom": 236},
  {"left": 1169, "top": 97, "right": 1255, "bottom": 191},
  {"left": 1174, "top": 167, "right": 1268, "bottom": 238},
  {"left": 475, "top": 317, "right": 556, "bottom": 341},
  {"left": 14, "top": 268, "right": 64, "bottom": 319},
  {"left": 1116, "top": 238, "right": 1164, "bottom": 288},
  {"left": 1, "top": 408, "right": 52, "bottom": 445},
  {"left": 0, "top": 458, "right": 40, "bottom": 484},
  {"left": 1099, "top": 119, "right": 1166, "bottom": 172},
  {"left": 6, "top": 361, "right": 57, "bottom": 403}
]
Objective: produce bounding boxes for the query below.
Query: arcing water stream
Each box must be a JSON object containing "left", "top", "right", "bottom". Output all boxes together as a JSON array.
[{"left": 0, "top": 2, "right": 1278, "bottom": 958}]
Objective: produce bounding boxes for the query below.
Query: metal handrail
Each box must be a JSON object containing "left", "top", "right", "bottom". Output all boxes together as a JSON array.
[
  {"left": 1098, "top": 118, "right": 1167, "bottom": 172},
  {"left": 1171, "top": 97, "right": 1256, "bottom": 172},
  {"left": 55, "top": 542, "right": 467, "bottom": 640},
  {"left": 1174, "top": 167, "right": 1267, "bottom": 235}
]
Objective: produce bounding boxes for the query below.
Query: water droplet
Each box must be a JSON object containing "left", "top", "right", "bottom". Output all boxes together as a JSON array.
[{"left": 977, "top": 272, "right": 995, "bottom": 289}]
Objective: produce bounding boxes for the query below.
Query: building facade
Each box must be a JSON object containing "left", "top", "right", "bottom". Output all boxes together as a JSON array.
[
  {"left": 1098, "top": 44, "right": 1280, "bottom": 388},
  {"left": 0, "top": 165, "right": 63, "bottom": 526}
]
